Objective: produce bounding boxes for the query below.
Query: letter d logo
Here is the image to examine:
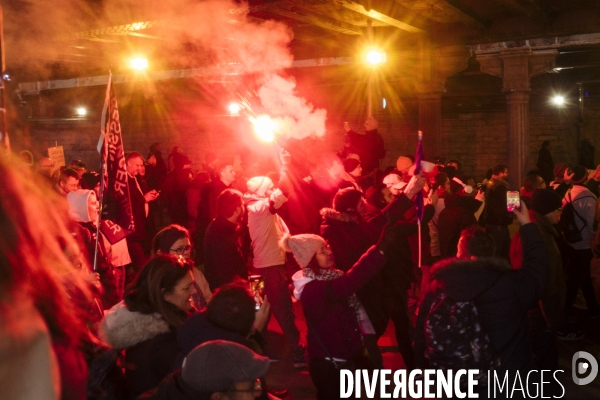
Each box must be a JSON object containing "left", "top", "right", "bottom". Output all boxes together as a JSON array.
[{"left": 572, "top": 351, "right": 599, "bottom": 385}]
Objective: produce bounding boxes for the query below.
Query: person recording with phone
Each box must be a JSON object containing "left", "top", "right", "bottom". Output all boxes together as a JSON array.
[
  {"left": 483, "top": 164, "right": 513, "bottom": 260},
  {"left": 176, "top": 282, "right": 291, "bottom": 399}
]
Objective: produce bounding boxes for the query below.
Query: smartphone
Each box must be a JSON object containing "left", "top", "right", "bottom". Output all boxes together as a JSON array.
[
  {"left": 507, "top": 191, "right": 521, "bottom": 213},
  {"left": 248, "top": 275, "right": 265, "bottom": 311}
]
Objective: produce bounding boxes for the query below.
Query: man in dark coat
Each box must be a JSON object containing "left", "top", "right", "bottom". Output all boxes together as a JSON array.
[
  {"left": 125, "top": 152, "right": 159, "bottom": 273},
  {"left": 342, "top": 118, "right": 386, "bottom": 174},
  {"left": 415, "top": 202, "right": 549, "bottom": 394},
  {"left": 437, "top": 193, "right": 483, "bottom": 258},
  {"left": 536, "top": 140, "right": 554, "bottom": 184},
  {"left": 195, "top": 162, "right": 236, "bottom": 266},
  {"left": 510, "top": 189, "right": 569, "bottom": 374},
  {"left": 484, "top": 164, "right": 512, "bottom": 260},
  {"left": 203, "top": 189, "right": 248, "bottom": 291}
]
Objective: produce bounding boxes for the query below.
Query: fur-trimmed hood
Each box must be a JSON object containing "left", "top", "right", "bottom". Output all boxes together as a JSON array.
[
  {"left": 320, "top": 207, "right": 354, "bottom": 223},
  {"left": 99, "top": 301, "right": 171, "bottom": 349},
  {"left": 429, "top": 257, "right": 512, "bottom": 301}
]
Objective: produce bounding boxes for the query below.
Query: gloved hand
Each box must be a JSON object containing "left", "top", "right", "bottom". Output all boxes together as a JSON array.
[{"left": 376, "top": 223, "right": 397, "bottom": 256}]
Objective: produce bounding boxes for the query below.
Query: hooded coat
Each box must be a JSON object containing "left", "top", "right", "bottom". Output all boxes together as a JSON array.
[
  {"left": 243, "top": 190, "right": 289, "bottom": 269},
  {"left": 415, "top": 223, "right": 549, "bottom": 374},
  {"left": 99, "top": 302, "right": 179, "bottom": 400},
  {"left": 67, "top": 190, "right": 118, "bottom": 308},
  {"left": 292, "top": 246, "right": 387, "bottom": 360}
]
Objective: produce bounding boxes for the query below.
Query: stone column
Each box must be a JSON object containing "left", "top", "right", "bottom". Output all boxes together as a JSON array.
[
  {"left": 476, "top": 47, "right": 558, "bottom": 187},
  {"left": 506, "top": 91, "right": 530, "bottom": 186},
  {"left": 415, "top": 44, "right": 471, "bottom": 160}
]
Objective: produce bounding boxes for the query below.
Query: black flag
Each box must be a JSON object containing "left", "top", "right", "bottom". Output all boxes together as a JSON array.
[{"left": 97, "top": 73, "right": 135, "bottom": 244}]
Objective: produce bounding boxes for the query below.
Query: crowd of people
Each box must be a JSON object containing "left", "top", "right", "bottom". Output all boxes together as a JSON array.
[{"left": 1, "top": 118, "right": 600, "bottom": 400}]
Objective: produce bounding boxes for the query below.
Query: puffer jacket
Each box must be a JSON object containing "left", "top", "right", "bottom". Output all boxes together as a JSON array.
[
  {"left": 415, "top": 223, "right": 548, "bottom": 374},
  {"left": 100, "top": 302, "right": 179, "bottom": 400}
]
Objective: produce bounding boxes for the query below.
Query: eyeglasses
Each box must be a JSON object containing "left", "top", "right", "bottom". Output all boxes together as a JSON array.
[
  {"left": 227, "top": 378, "right": 262, "bottom": 395},
  {"left": 169, "top": 245, "right": 192, "bottom": 255}
]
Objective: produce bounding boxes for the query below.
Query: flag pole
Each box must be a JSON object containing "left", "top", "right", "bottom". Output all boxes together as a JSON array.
[
  {"left": 92, "top": 144, "right": 107, "bottom": 272},
  {"left": 92, "top": 70, "right": 112, "bottom": 272},
  {"left": 417, "top": 130, "right": 423, "bottom": 270}
]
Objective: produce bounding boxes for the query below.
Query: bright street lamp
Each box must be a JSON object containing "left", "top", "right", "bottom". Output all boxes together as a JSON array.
[
  {"left": 366, "top": 49, "right": 386, "bottom": 65},
  {"left": 130, "top": 57, "right": 148, "bottom": 70},
  {"left": 228, "top": 102, "right": 241, "bottom": 115},
  {"left": 365, "top": 49, "right": 386, "bottom": 117},
  {"left": 551, "top": 95, "right": 565, "bottom": 106}
]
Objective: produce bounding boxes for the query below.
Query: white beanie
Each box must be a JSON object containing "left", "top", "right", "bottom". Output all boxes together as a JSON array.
[
  {"left": 246, "top": 176, "right": 273, "bottom": 197},
  {"left": 280, "top": 234, "right": 326, "bottom": 269}
]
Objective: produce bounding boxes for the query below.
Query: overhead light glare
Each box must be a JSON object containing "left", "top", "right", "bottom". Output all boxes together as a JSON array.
[
  {"left": 130, "top": 57, "right": 148, "bottom": 70},
  {"left": 366, "top": 49, "right": 386, "bottom": 65},
  {"left": 551, "top": 95, "right": 565, "bottom": 106}
]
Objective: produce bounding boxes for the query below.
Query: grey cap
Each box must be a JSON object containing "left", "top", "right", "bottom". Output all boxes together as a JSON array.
[{"left": 181, "top": 340, "right": 269, "bottom": 393}]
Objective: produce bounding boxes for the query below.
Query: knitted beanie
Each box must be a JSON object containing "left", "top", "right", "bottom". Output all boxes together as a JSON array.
[
  {"left": 343, "top": 158, "right": 360, "bottom": 173},
  {"left": 246, "top": 176, "right": 273, "bottom": 197},
  {"left": 280, "top": 234, "right": 326, "bottom": 269},
  {"left": 531, "top": 188, "right": 562, "bottom": 216}
]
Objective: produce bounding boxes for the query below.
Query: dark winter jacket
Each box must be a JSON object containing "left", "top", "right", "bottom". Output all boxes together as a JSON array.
[
  {"left": 293, "top": 246, "right": 387, "bottom": 360},
  {"left": 437, "top": 194, "right": 482, "bottom": 258},
  {"left": 100, "top": 302, "right": 180, "bottom": 400},
  {"left": 277, "top": 164, "right": 322, "bottom": 235},
  {"left": 536, "top": 148, "right": 554, "bottom": 183},
  {"left": 320, "top": 207, "right": 387, "bottom": 335},
  {"left": 175, "top": 312, "right": 268, "bottom": 400},
  {"left": 136, "top": 372, "right": 211, "bottom": 400},
  {"left": 177, "top": 312, "right": 248, "bottom": 363},
  {"left": 161, "top": 169, "right": 192, "bottom": 226},
  {"left": 208, "top": 179, "right": 230, "bottom": 221},
  {"left": 510, "top": 210, "right": 566, "bottom": 330},
  {"left": 484, "top": 177, "right": 512, "bottom": 226},
  {"left": 203, "top": 216, "right": 247, "bottom": 291},
  {"left": 415, "top": 223, "right": 549, "bottom": 373}
]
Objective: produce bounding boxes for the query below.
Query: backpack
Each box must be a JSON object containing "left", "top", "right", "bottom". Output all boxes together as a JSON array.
[
  {"left": 559, "top": 192, "right": 594, "bottom": 244},
  {"left": 424, "top": 292, "right": 500, "bottom": 388}
]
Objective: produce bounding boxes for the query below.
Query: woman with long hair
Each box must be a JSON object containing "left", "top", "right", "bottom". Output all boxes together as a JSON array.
[
  {"left": 100, "top": 255, "right": 196, "bottom": 399},
  {"left": 151, "top": 224, "right": 212, "bottom": 308},
  {"left": 0, "top": 156, "right": 92, "bottom": 400}
]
